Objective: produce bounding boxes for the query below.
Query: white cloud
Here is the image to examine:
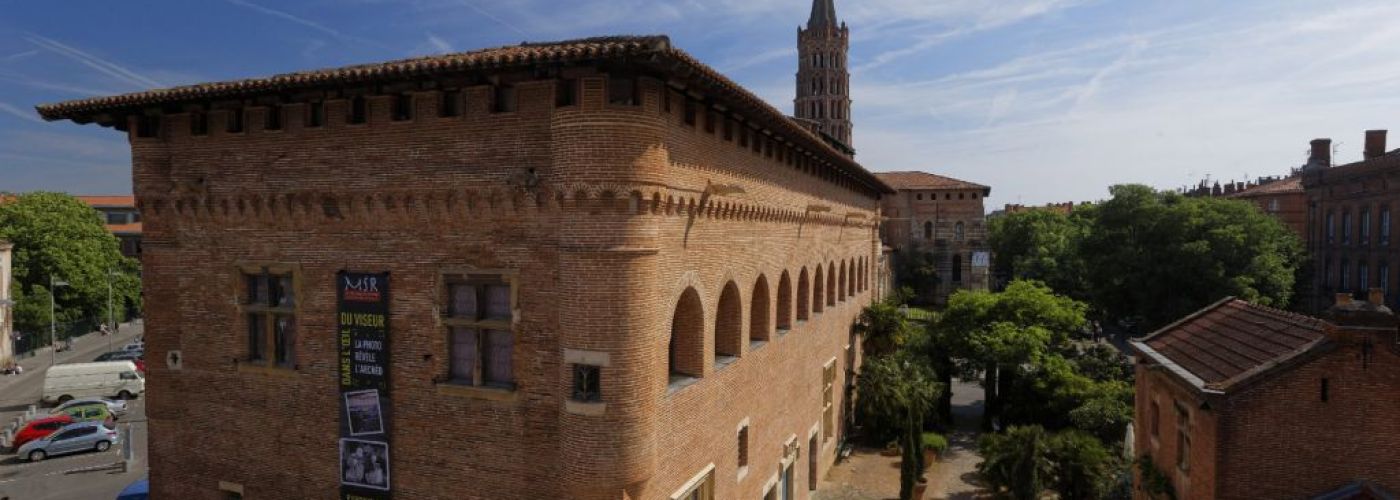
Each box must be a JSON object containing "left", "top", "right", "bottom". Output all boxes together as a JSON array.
[
  {"left": 24, "top": 34, "right": 164, "bottom": 90},
  {"left": 426, "top": 33, "right": 453, "bottom": 53}
]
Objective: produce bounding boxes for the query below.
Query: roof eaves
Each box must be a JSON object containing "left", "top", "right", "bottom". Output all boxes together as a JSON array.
[
  {"left": 1137, "top": 295, "right": 1237, "bottom": 343},
  {"left": 1213, "top": 336, "right": 1331, "bottom": 392},
  {"left": 1131, "top": 340, "right": 1225, "bottom": 395}
]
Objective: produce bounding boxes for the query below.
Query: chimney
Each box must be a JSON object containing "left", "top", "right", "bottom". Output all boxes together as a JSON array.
[
  {"left": 1369, "top": 287, "right": 1385, "bottom": 307},
  {"left": 1310, "top": 138, "right": 1332, "bottom": 167},
  {"left": 1365, "top": 130, "right": 1387, "bottom": 160}
]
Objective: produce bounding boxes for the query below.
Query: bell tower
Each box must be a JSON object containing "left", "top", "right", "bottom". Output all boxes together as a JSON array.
[{"left": 795, "top": 0, "right": 852, "bottom": 148}]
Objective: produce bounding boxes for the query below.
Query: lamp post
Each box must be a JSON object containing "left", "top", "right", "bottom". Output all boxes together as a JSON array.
[
  {"left": 49, "top": 277, "right": 69, "bottom": 366},
  {"left": 106, "top": 270, "right": 120, "bottom": 354}
]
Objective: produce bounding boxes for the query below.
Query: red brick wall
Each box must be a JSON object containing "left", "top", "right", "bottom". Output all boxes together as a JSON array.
[
  {"left": 132, "top": 69, "right": 879, "bottom": 500},
  {"left": 1132, "top": 364, "right": 1219, "bottom": 500},
  {"left": 1214, "top": 334, "right": 1400, "bottom": 499}
]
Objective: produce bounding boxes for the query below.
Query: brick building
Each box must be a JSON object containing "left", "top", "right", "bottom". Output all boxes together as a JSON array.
[
  {"left": 77, "top": 195, "right": 142, "bottom": 258},
  {"left": 1130, "top": 294, "right": 1400, "bottom": 499},
  {"left": 0, "top": 240, "right": 12, "bottom": 367},
  {"left": 874, "top": 171, "right": 990, "bottom": 305},
  {"left": 793, "top": 0, "right": 852, "bottom": 149},
  {"left": 40, "top": 33, "right": 892, "bottom": 500},
  {"left": 1181, "top": 175, "right": 1307, "bottom": 243},
  {"left": 1302, "top": 130, "right": 1400, "bottom": 313}
]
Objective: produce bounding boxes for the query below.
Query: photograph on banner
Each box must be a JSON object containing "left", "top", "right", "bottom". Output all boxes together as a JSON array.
[
  {"left": 345, "top": 389, "right": 384, "bottom": 436},
  {"left": 340, "top": 438, "right": 391, "bottom": 491}
]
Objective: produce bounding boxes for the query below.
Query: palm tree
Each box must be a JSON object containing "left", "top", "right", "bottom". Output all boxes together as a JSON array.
[{"left": 858, "top": 355, "right": 941, "bottom": 500}]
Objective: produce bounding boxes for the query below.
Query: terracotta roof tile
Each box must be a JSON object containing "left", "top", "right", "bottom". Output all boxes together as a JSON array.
[
  {"left": 106, "top": 222, "right": 142, "bottom": 234},
  {"left": 76, "top": 195, "right": 136, "bottom": 207},
  {"left": 1140, "top": 299, "right": 1327, "bottom": 389},
  {"left": 874, "top": 171, "right": 988, "bottom": 191},
  {"left": 1226, "top": 176, "right": 1303, "bottom": 198},
  {"left": 35, "top": 35, "right": 894, "bottom": 195}
]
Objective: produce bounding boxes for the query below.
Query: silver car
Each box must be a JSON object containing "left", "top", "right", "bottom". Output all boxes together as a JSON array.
[
  {"left": 50, "top": 398, "right": 128, "bottom": 417},
  {"left": 17, "top": 420, "right": 120, "bottom": 461}
]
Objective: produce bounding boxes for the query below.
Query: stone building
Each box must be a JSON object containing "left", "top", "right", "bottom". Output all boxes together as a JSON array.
[
  {"left": 1302, "top": 130, "right": 1400, "bottom": 313},
  {"left": 874, "top": 171, "right": 990, "bottom": 305},
  {"left": 78, "top": 195, "right": 143, "bottom": 259},
  {"left": 793, "top": 0, "right": 852, "bottom": 150},
  {"left": 1130, "top": 294, "right": 1400, "bottom": 499},
  {"left": 0, "top": 240, "right": 12, "bottom": 366},
  {"left": 40, "top": 34, "right": 890, "bottom": 500}
]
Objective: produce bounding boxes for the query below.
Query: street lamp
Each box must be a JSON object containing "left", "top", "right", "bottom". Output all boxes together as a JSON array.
[
  {"left": 49, "top": 276, "right": 69, "bottom": 366},
  {"left": 106, "top": 270, "right": 121, "bottom": 354}
]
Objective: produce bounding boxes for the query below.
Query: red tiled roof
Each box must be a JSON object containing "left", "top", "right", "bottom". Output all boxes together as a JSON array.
[
  {"left": 874, "top": 171, "right": 988, "bottom": 191},
  {"left": 1226, "top": 177, "right": 1303, "bottom": 198},
  {"left": 106, "top": 222, "right": 142, "bottom": 234},
  {"left": 34, "top": 35, "right": 893, "bottom": 195},
  {"left": 1138, "top": 298, "right": 1327, "bottom": 390},
  {"left": 76, "top": 195, "right": 136, "bottom": 208}
]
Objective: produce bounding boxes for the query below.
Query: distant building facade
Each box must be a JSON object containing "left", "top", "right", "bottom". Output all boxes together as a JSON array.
[
  {"left": 0, "top": 240, "right": 12, "bottom": 366},
  {"left": 1302, "top": 130, "right": 1400, "bottom": 313},
  {"left": 41, "top": 33, "right": 891, "bottom": 500},
  {"left": 874, "top": 171, "right": 990, "bottom": 306},
  {"left": 1131, "top": 294, "right": 1400, "bottom": 499},
  {"left": 1182, "top": 175, "right": 1307, "bottom": 242},
  {"left": 78, "top": 196, "right": 142, "bottom": 258}
]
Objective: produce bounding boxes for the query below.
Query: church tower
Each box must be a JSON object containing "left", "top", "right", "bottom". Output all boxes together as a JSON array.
[{"left": 795, "top": 0, "right": 852, "bottom": 149}]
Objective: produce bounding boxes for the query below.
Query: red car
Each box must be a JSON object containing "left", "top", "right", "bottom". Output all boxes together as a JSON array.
[{"left": 12, "top": 415, "right": 76, "bottom": 450}]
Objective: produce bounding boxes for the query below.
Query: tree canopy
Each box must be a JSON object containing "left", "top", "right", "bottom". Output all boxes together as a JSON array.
[
  {"left": 990, "top": 184, "right": 1303, "bottom": 330},
  {"left": 0, "top": 192, "right": 141, "bottom": 338}
]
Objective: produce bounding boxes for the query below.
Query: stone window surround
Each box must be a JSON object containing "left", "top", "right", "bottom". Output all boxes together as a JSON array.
[
  {"left": 435, "top": 268, "right": 521, "bottom": 402},
  {"left": 233, "top": 262, "right": 302, "bottom": 376}
]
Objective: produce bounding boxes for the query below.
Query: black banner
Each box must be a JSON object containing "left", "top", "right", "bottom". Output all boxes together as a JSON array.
[{"left": 337, "top": 271, "right": 391, "bottom": 500}]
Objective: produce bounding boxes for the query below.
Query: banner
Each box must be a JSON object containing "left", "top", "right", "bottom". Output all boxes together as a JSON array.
[{"left": 337, "top": 271, "right": 391, "bottom": 500}]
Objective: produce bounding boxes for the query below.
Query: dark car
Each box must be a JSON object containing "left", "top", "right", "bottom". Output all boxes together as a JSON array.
[{"left": 94, "top": 351, "right": 145, "bottom": 374}]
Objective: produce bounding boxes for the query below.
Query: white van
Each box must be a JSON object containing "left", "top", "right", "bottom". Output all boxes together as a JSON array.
[{"left": 42, "top": 361, "right": 144, "bottom": 404}]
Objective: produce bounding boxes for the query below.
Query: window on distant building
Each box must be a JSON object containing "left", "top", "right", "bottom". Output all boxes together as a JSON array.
[
  {"left": 307, "top": 101, "right": 325, "bottom": 128},
  {"left": 492, "top": 85, "right": 517, "bottom": 113},
  {"left": 570, "top": 364, "right": 601, "bottom": 402},
  {"left": 704, "top": 109, "right": 717, "bottom": 134},
  {"left": 1383, "top": 207, "right": 1392, "bottom": 245},
  {"left": 242, "top": 268, "right": 297, "bottom": 369},
  {"left": 1360, "top": 262, "right": 1370, "bottom": 294},
  {"left": 135, "top": 115, "right": 160, "bottom": 138},
  {"left": 554, "top": 79, "right": 577, "bottom": 108},
  {"left": 1341, "top": 260, "right": 1350, "bottom": 290},
  {"left": 1362, "top": 209, "right": 1371, "bottom": 244},
  {"left": 1268, "top": 198, "right": 1280, "bottom": 212},
  {"left": 1320, "top": 377, "right": 1330, "bottom": 402},
  {"left": 955, "top": 222, "right": 965, "bottom": 241},
  {"left": 1175, "top": 404, "right": 1190, "bottom": 472},
  {"left": 443, "top": 273, "right": 515, "bottom": 388},
  {"left": 1343, "top": 211, "right": 1352, "bottom": 244},
  {"left": 683, "top": 99, "right": 697, "bottom": 126},
  {"left": 608, "top": 76, "right": 639, "bottom": 106},
  {"left": 392, "top": 93, "right": 413, "bottom": 121},
  {"left": 226, "top": 108, "right": 244, "bottom": 134},
  {"left": 916, "top": 193, "right": 923, "bottom": 200},
  {"left": 923, "top": 221, "right": 933, "bottom": 239},
  {"left": 440, "top": 89, "right": 461, "bottom": 117},
  {"left": 1326, "top": 211, "right": 1335, "bottom": 243},
  {"left": 1382, "top": 263, "right": 1391, "bottom": 297},
  {"left": 348, "top": 96, "right": 367, "bottom": 124},
  {"left": 264, "top": 104, "right": 282, "bottom": 131},
  {"left": 106, "top": 212, "right": 128, "bottom": 225},
  {"left": 822, "top": 360, "right": 836, "bottom": 441}
]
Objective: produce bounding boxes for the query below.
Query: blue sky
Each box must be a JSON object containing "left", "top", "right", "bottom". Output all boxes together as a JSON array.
[{"left": 3, "top": 0, "right": 1400, "bottom": 207}]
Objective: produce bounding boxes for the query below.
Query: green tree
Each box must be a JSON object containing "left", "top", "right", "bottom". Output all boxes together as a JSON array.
[
  {"left": 978, "top": 425, "right": 1054, "bottom": 500},
  {"left": 1047, "top": 430, "right": 1119, "bottom": 500},
  {"left": 931, "top": 281, "right": 1087, "bottom": 429},
  {"left": 989, "top": 208, "right": 1093, "bottom": 299},
  {"left": 855, "top": 300, "right": 914, "bottom": 358},
  {"left": 1080, "top": 184, "right": 1302, "bottom": 331},
  {"left": 0, "top": 192, "right": 141, "bottom": 343},
  {"left": 895, "top": 251, "right": 940, "bottom": 305},
  {"left": 856, "top": 355, "right": 941, "bottom": 500}
]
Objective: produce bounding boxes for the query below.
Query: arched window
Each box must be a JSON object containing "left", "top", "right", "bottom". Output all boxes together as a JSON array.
[
  {"left": 923, "top": 221, "right": 933, "bottom": 239},
  {"left": 797, "top": 268, "right": 811, "bottom": 320},
  {"left": 838, "top": 261, "right": 847, "bottom": 302},
  {"left": 751, "top": 276, "right": 771, "bottom": 344},
  {"left": 813, "top": 266, "right": 825, "bottom": 314},
  {"left": 716, "top": 282, "right": 743, "bottom": 363},
  {"left": 952, "top": 254, "right": 963, "bottom": 283},
  {"left": 827, "top": 262, "right": 837, "bottom": 307},
  {"left": 778, "top": 271, "right": 793, "bottom": 330},
  {"left": 669, "top": 288, "right": 704, "bottom": 384},
  {"left": 955, "top": 222, "right": 965, "bottom": 241},
  {"left": 848, "top": 260, "right": 856, "bottom": 296}
]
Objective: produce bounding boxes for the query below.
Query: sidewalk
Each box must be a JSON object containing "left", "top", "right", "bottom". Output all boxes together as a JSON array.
[{"left": 0, "top": 321, "right": 144, "bottom": 391}]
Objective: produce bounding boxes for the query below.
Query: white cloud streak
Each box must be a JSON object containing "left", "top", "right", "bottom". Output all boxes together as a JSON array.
[
  {"left": 24, "top": 35, "right": 164, "bottom": 90},
  {"left": 0, "top": 103, "right": 43, "bottom": 124}
]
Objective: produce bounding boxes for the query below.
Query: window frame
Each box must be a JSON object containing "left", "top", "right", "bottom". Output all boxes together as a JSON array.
[
  {"left": 439, "top": 270, "right": 519, "bottom": 391},
  {"left": 235, "top": 263, "right": 301, "bottom": 371}
]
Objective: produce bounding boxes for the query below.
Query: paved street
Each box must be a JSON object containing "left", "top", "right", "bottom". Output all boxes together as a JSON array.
[{"left": 0, "top": 323, "right": 147, "bottom": 500}]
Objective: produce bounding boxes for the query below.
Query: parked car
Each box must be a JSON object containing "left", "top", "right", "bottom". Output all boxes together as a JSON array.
[
  {"left": 42, "top": 361, "right": 144, "bottom": 404},
  {"left": 93, "top": 351, "right": 145, "bottom": 374},
  {"left": 51, "top": 397, "right": 128, "bottom": 418},
  {"left": 120, "top": 341, "right": 143, "bottom": 353},
  {"left": 17, "top": 420, "right": 120, "bottom": 462},
  {"left": 54, "top": 402, "right": 113, "bottom": 423},
  {"left": 11, "top": 415, "right": 76, "bottom": 450}
]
